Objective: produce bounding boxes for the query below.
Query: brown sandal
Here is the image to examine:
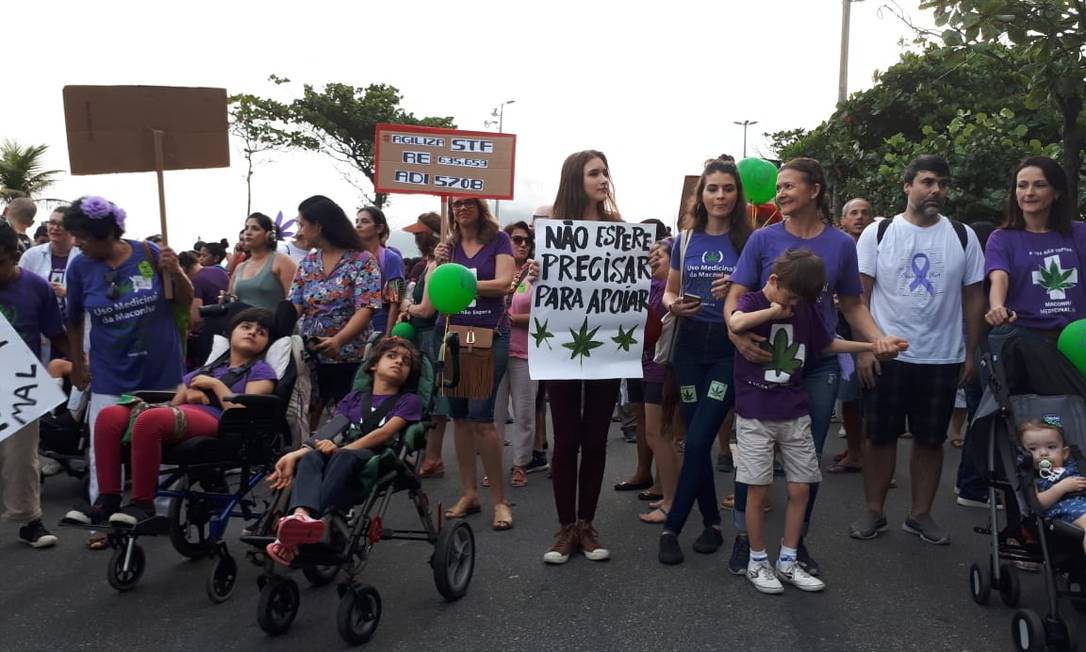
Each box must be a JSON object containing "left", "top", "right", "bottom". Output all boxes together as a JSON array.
[
  {"left": 444, "top": 496, "right": 481, "bottom": 519},
  {"left": 492, "top": 502, "right": 513, "bottom": 531},
  {"left": 510, "top": 466, "right": 527, "bottom": 488},
  {"left": 86, "top": 533, "right": 108, "bottom": 550}
]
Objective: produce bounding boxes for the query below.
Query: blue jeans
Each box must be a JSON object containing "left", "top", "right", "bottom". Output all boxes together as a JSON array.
[
  {"left": 663, "top": 320, "right": 735, "bottom": 534},
  {"left": 734, "top": 354, "right": 840, "bottom": 533}
]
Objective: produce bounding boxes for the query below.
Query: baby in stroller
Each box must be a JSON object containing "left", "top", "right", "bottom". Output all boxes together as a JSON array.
[
  {"left": 1022, "top": 418, "right": 1086, "bottom": 554},
  {"left": 264, "top": 336, "right": 422, "bottom": 564}
]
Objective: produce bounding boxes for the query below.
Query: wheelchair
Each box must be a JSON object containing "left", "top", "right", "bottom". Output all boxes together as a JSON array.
[
  {"left": 243, "top": 332, "right": 475, "bottom": 646},
  {"left": 61, "top": 301, "right": 303, "bottom": 603}
]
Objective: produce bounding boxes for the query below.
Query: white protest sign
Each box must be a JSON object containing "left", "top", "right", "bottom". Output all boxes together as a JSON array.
[
  {"left": 0, "top": 315, "right": 66, "bottom": 443},
  {"left": 528, "top": 219, "right": 654, "bottom": 380}
]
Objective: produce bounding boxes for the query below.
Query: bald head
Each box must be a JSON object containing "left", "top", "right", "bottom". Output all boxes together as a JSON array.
[{"left": 840, "top": 198, "right": 872, "bottom": 238}]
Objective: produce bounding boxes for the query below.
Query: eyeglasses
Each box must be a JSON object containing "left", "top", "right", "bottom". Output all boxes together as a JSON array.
[
  {"left": 511, "top": 235, "right": 532, "bottom": 246},
  {"left": 105, "top": 270, "right": 121, "bottom": 300},
  {"left": 47, "top": 220, "right": 64, "bottom": 227},
  {"left": 451, "top": 200, "right": 476, "bottom": 210}
]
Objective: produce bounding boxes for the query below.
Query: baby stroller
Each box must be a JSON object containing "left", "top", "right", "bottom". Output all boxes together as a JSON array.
[
  {"left": 60, "top": 301, "right": 307, "bottom": 603},
  {"left": 39, "top": 389, "right": 91, "bottom": 496},
  {"left": 241, "top": 332, "right": 474, "bottom": 646},
  {"left": 966, "top": 334, "right": 1086, "bottom": 651}
]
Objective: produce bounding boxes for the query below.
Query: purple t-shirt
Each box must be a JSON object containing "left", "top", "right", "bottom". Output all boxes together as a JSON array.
[
  {"left": 193, "top": 265, "right": 230, "bottom": 306},
  {"left": 182, "top": 359, "right": 278, "bottom": 419},
  {"left": 670, "top": 231, "right": 740, "bottom": 324},
  {"left": 732, "top": 290, "right": 834, "bottom": 420},
  {"left": 444, "top": 231, "right": 514, "bottom": 330},
  {"left": 335, "top": 391, "right": 423, "bottom": 426},
  {"left": 643, "top": 278, "right": 666, "bottom": 384},
  {"left": 984, "top": 223, "right": 1086, "bottom": 331},
  {"left": 0, "top": 270, "right": 64, "bottom": 360},
  {"left": 67, "top": 240, "right": 185, "bottom": 394},
  {"left": 731, "top": 222, "right": 862, "bottom": 336}
]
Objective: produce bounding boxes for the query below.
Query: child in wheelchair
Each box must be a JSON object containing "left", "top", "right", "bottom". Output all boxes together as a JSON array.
[
  {"left": 265, "top": 336, "right": 422, "bottom": 565},
  {"left": 1022, "top": 418, "right": 1086, "bottom": 555},
  {"left": 65, "top": 307, "right": 278, "bottom": 527}
]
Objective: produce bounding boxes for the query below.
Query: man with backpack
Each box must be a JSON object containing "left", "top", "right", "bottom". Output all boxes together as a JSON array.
[{"left": 848, "top": 155, "right": 986, "bottom": 545}]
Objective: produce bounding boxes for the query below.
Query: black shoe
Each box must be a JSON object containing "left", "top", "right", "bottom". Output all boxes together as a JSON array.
[
  {"left": 658, "top": 531, "right": 684, "bottom": 565},
  {"left": 692, "top": 526, "right": 724, "bottom": 554},
  {"left": 109, "top": 502, "right": 156, "bottom": 527},
  {"left": 797, "top": 537, "right": 820, "bottom": 576},
  {"left": 727, "top": 534, "right": 750, "bottom": 575},
  {"left": 773, "top": 460, "right": 785, "bottom": 477},
  {"left": 525, "top": 451, "right": 549, "bottom": 474},
  {"left": 62, "top": 494, "right": 121, "bottom": 526},
  {"left": 716, "top": 454, "right": 735, "bottom": 474},
  {"left": 19, "top": 519, "right": 58, "bottom": 548}
]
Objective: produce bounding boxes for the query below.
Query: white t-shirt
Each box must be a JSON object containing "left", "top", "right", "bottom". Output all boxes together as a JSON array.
[
  {"left": 856, "top": 214, "right": 984, "bottom": 364},
  {"left": 277, "top": 240, "right": 311, "bottom": 264}
]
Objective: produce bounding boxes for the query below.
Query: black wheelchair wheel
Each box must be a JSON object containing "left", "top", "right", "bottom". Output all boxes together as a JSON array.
[
  {"left": 969, "top": 562, "right": 991, "bottom": 605},
  {"left": 303, "top": 564, "right": 340, "bottom": 587},
  {"left": 432, "top": 521, "right": 475, "bottom": 601},
  {"left": 107, "top": 542, "right": 146, "bottom": 592},
  {"left": 168, "top": 495, "right": 214, "bottom": 559},
  {"left": 1011, "top": 609, "right": 1046, "bottom": 652},
  {"left": 336, "top": 584, "right": 381, "bottom": 646},
  {"left": 257, "top": 577, "right": 300, "bottom": 636},
  {"left": 999, "top": 563, "right": 1021, "bottom": 608},
  {"left": 206, "top": 552, "right": 238, "bottom": 604}
]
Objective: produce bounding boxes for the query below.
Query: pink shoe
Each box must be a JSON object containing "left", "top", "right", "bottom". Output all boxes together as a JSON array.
[
  {"left": 265, "top": 540, "right": 297, "bottom": 567},
  {"left": 276, "top": 513, "right": 325, "bottom": 546}
]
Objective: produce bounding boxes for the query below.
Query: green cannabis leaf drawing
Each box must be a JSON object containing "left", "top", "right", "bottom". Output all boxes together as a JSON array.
[
  {"left": 563, "top": 317, "right": 604, "bottom": 363},
  {"left": 531, "top": 318, "right": 555, "bottom": 349},
  {"left": 612, "top": 324, "right": 638, "bottom": 352},
  {"left": 1039, "top": 259, "right": 1076, "bottom": 292},
  {"left": 763, "top": 328, "right": 802, "bottom": 377}
]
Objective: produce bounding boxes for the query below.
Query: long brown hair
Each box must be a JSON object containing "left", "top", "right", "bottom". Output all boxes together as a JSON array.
[
  {"left": 779, "top": 158, "right": 832, "bottom": 223},
  {"left": 447, "top": 197, "right": 500, "bottom": 248},
  {"left": 1003, "top": 156, "right": 1073, "bottom": 237},
  {"left": 683, "top": 159, "right": 752, "bottom": 254},
  {"left": 550, "top": 150, "right": 620, "bottom": 221}
]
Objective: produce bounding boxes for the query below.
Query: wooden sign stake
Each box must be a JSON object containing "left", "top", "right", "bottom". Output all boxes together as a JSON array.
[{"left": 152, "top": 129, "right": 173, "bottom": 298}]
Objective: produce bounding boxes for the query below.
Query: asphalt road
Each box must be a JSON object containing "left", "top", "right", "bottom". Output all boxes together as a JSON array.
[{"left": 4, "top": 421, "right": 1083, "bottom": 651}]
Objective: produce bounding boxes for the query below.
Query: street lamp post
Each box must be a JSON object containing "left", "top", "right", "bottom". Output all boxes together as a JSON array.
[
  {"left": 733, "top": 119, "right": 758, "bottom": 157},
  {"left": 484, "top": 99, "right": 516, "bottom": 219},
  {"left": 838, "top": 0, "right": 864, "bottom": 104}
]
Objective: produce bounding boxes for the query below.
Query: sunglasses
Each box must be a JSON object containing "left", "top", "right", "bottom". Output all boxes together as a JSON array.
[
  {"left": 451, "top": 200, "right": 476, "bottom": 210},
  {"left": 105, "top": 270, "right": 121, "bottom": 300},
  {"left": 511, "top": 235, "right": 533, "bottom": 246}
]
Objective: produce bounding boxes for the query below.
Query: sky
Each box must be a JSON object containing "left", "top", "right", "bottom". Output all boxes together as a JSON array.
[{"left": 3, "top": 0, "right": 934, "bottom": 256}]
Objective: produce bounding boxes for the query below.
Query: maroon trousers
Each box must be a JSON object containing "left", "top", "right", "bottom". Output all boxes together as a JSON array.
[{"left": 547, "top": 379, "right": 620, "bottom": 526}]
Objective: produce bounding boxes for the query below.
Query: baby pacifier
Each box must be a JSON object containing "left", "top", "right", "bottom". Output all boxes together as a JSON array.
[{"left": 1038, "top": 458, "right": 1056, "bottom": 481}]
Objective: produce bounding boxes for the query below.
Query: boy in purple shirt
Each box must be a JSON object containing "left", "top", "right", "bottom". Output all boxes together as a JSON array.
[
  {"left": 0, "top": 223, "right": 65, "bottom": 548},
  {"left": 729, "top": 249, "right": 904, "bottom": 594}
]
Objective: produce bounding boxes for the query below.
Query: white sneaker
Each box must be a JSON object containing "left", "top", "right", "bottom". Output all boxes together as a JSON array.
[
  {"left": 747, "top": 561, "right": 784, "bottom": 594},
  {"left": 776, "top": 560, "right": 826, "bottom": 592},
  {"left": 40, "top": 457, "right": 63, "bottom": 477}
]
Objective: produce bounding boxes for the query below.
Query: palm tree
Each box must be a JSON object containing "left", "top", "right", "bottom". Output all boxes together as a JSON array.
[{"left": 0, "top": 140, "right": 62, "bottom": 199}]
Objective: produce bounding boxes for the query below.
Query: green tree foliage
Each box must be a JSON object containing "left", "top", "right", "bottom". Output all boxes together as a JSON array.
[
  {"left": 922, "top": 0, "right": 1085, "bottom": 211},
  {"left": 0, "top": 140, "right": 62, "bottom": 200},
  {"left": 245, "top": 77, "right": 455, "bottom": 207},
  {"left": 228, "top": 94, "right": 317, "bottom": 215},
  {"left": 771, "top": 43, "right": 1072, "bottom": 222}
]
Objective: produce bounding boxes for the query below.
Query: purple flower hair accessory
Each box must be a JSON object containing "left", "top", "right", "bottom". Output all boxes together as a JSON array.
[
  {"left": 80, "top": 196, "right": 113, "bottom": 219},
  {"left": 113, "top": 205, "right": 127, "bottom": 230}
]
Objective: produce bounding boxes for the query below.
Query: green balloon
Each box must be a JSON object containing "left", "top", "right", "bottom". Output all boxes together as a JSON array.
[
  {"left": 737, "top": 157, "right": 779, "bottom": 205},
  {"left": 1058, "top": 319, "right": 1086, "bottom": 376},
  {"left": 427, "top": 263, "right": 478, "bottom": 314},
  {"left": 390, "top": 321, "right": 416, "bottom": 341}
]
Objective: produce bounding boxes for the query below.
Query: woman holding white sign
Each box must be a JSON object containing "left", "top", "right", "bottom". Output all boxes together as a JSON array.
[
  {"left": 657, "top": 159, "right": 751, "bottom": 565},
  {"left": 533, "top": 150, "right": 624, "bottom": 564},
  {"left": 433, "top": 197, "right": 515, "bottom": 532}
]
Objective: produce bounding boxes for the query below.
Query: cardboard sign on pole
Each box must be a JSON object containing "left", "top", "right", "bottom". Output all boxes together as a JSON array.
[
  {"left": 677, "top": 175, "right": 699, "bottom": 229},
  {"left": 0, "top": 316, "right": 66, "bottom": 444},
  {"left": 375, "top": 124, "right": 515, "bottom": 200},
  {"left": 62, "top": 85, "right": 230, "bottom": 243}
]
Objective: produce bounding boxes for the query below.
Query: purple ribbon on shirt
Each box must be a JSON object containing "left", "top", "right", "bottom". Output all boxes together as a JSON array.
[{"left": 909, "top": 253, "right": 934, "bottom": 295}]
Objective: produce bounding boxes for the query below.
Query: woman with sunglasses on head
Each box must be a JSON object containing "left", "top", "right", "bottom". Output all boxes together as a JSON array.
[
  {"left": 230, "top": 212, "right": 298, "bottom": 311},
  {"left": 400, "top": 212, "right": 450, "bottom": 478},
  {"left": 433, "top": 196, "right": 515, "bottom": 531},
  {"left": 531, "top": 150, "right": 626, "bottom": 564},
  {"left": 356, "top": 206, "right": 406, "bottom": 336},
  {"left": 291, "top": 195, "right": 383, "bottom": 431},
  {"left": 494, "top": 221, "right": 537, "bottom": 488},
  {"left": 62, "top": 196, "right": 192, "bottom": 506}
]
